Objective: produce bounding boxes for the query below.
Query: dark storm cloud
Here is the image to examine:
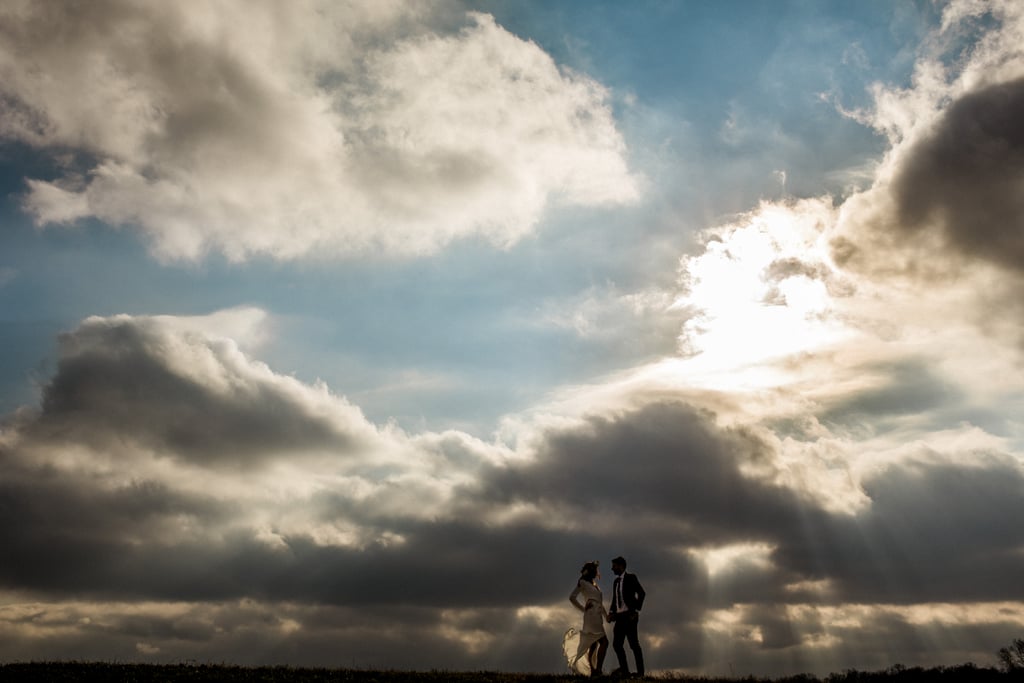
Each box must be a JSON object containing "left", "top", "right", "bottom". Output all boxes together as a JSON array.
[
  {"left": 744, "top": 604, "right": 801, "bottom": 650},
  {"left": 4, "top": 315, "right": 1024, "bottom": 672},
  {"left": 7, "top": 365, "right": 1023, "bottom": 612},
  {"left": 478, "top": 401, "right": 812, "bottom": 545},
  {"left": 4, "top": 386, "right": 788, "bottom": 611},
  {"left": 699, "top": 603, "right": 1021, "bottom": 677},
  {"left": 817, "top": 359, "right": 960, "bottom": 428},
  {"left": 771, "top": 453, "right": 1024, "bottom": 605},
  {"left": 0, "top": 462, "right": 687, "bottom": 610},
  {"left": 0, "top": 446, "right": 232, "bottom": 597},
  {"left": 25, "top": 316, "right": 369, "bottom": 466},
  {"left": 701, "top": 556, "right": 807, "bottom": 609},
  {"left": 483, "top": 400, "right": 1024, "bottom": 610},
  {"left": 0, "top": 599, "right": 607, "bottom": 672},
  {"left": 891, "top": 76, "right": 1024, "bottom": 272}
]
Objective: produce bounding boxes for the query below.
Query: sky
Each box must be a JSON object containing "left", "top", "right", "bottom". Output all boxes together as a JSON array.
[{"left": 1, "top": 0, "right": 1023, "bottom": 677}]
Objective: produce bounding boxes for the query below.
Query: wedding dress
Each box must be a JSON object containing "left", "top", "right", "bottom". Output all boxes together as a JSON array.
[{"left": 565, "top": 579, "right": 608, "bottom": 675}]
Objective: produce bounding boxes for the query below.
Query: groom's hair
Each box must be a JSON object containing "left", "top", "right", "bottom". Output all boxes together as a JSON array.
[{"left": 612, "top": 556, "right": 627, "bottom": 567}]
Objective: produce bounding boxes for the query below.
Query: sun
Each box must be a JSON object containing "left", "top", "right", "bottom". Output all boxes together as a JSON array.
[{"left": 672, "top": 199, "right": 856, "bottom": 390}]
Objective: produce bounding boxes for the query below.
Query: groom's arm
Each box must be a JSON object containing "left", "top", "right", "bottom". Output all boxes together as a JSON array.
[{"left": 632, "top": 575, "right": 646, "bottom": 611}]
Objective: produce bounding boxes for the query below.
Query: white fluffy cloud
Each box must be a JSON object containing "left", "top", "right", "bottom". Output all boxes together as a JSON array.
[{"left": 0, "top": 1, "right": 639, "bottom": 261}]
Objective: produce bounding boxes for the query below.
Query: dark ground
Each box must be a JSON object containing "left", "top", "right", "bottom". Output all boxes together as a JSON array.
[{"left": 0, "top": 663, "right": 1021, "bottom": 683}]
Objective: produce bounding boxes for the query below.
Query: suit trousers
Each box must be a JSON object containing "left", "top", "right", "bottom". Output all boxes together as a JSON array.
[{"left": 612, "top": 612, "right": 644, "bottom": 675}]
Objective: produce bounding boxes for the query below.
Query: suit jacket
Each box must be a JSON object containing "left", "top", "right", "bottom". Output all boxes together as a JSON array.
[{"left": 612, "top": 572, "right": 645, "bottom": 613}]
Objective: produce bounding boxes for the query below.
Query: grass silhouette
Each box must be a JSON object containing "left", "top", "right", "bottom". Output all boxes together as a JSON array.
[{"left": 0, "top": 662, "right": 1019, "bottom": 682}]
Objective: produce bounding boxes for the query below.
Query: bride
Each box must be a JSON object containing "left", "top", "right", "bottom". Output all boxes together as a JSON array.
[{"left": 565, "top": 560, "right": 609, "bottom": 676}]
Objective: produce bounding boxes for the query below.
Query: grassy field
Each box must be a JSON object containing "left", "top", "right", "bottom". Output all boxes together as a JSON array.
[{"left": 0, "top": 662, "right": 1019, "bottom": 683}]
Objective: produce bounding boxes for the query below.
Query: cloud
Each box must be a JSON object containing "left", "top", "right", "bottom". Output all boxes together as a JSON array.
[
  {"left": 477, "top": 401, "right": 807, "bottom": 544},
  {"left": 769, "top": 452, "right": 1024, "bottom": 606},
  {"left": 1, "top": 308, "right": 1024, "bottom": 673},
  {"left": 815, "top": 359, "right": 961, "bottom": 429},
  {"left": 22, "top": 311, "right": 379, "bottom": 467},
  {"left": 836, "top": 75, "right": 1024, "bottom": 279},
  {"left": 830, "top": 1, "right": 1024, "bottom": 283},
  {"left": 0, "top": 2, "right": 639, "bottom": 262},
  {"left": 491, "top": 399, "right": 1024, "bottom": 609},
  {"left": 890, "top": 77, "right": 1024, "bottom": 272},
  {"left": 535, "top": 283, "right": 686, "bottom": 365}
]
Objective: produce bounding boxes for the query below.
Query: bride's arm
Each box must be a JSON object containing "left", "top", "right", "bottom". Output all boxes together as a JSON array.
[
  {"left": 569, "top": 583, "right": 585, "bottom": 612},
  {"left": 597, "top": 596, "right": 609, "bottom": 621}
]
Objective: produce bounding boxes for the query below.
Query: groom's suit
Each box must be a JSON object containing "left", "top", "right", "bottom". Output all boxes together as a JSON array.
[
  {"left": 610, "top": 572, "right": 646, "bottom": 675},
  {"left": 612, "top": 572, "right": 645, "bottom": 613}
]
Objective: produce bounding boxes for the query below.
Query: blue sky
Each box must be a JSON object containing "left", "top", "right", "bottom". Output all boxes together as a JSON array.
[
  {"left": 0, "top": 1, "right": 926, "bottom": 430},
  {"left": 2, "top": 0, "right": 1024, "bottom": 676}
]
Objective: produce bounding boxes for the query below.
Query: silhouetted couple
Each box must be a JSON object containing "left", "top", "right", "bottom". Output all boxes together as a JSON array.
[{"left": 565, "top": 556, "right": 646, "bottom": 677}]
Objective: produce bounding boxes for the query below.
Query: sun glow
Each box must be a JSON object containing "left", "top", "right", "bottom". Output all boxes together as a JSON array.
[
  {"left": 693, "top": 542, "right": 776, "bottom": 576},
  {"left": 673, "top": 199, "right": 856, "bottom": 390}
]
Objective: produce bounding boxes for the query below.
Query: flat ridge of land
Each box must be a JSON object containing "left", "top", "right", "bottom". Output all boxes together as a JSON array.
[{"left": 0, "top": 662, "right": 1016, "bottom": 683}]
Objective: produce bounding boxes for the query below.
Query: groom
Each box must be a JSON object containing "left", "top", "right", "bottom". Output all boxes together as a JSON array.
[{"left": 609, "top": 555, "right": 645, "bottom": 677}]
